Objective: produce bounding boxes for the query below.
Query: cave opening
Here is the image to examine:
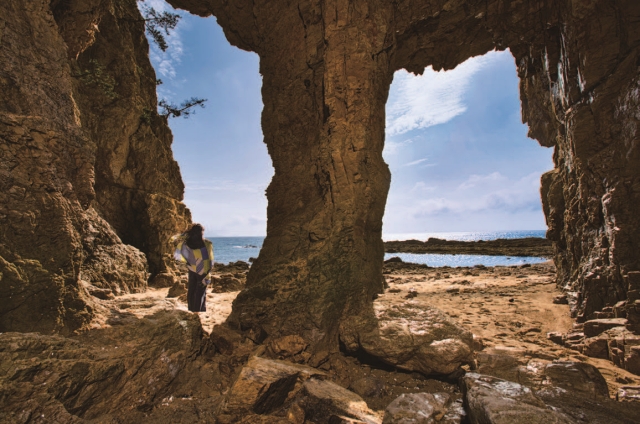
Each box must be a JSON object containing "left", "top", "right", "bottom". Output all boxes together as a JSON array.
[
  {"left": 148, "top": 2, "right": 272, "bottom": 241},
  {"left": 382, "top": 49, "right": 554, "bottom": 257}
]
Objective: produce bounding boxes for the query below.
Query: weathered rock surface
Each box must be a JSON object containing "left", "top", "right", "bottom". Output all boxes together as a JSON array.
[
  {"left": 548, "top": 325, "right": 640, "bottom": 375},
  {"left": 354, "top": 300, "right": 474, "bottom": 376},
  {"left": 584, "top": 318, "right": 629, "bottom": 338},
  {"left": 0, "top": 310, "right": 222, "bottom": 423},
  {"left": 383, "top": 392, "right": 464, "bottom": 424},
  {"left": 461, "top": 373, "right": 572, "bottom": 424},
  {"left": 217, "top": 356, "right": 382, "bottom": 424},
  {"left": 0, "top": 0, "right": 190, "bottom": 332},
  {"left": 161, "top": 0, "right": 640, "bottom": 353},
  {"left": 473, "top": 351, "right": 640, "bottom": 423}
]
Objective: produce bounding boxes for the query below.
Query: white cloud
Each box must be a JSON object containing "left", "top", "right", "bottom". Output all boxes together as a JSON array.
[
  {"left": 386, "top": 52, "right": 502, "bottom": 136},
  {"left": 409, "top": 172, "right": 542, "bottom": 219},
  {"left": 411, "top": 182, "right": 436, "bottom": 193},
  {"left": 383, "top": 138, "right": 414, "bottom": 156},
  {"left": 184, "top": 183, "right": 268, "bottom": 236},
  {"left": 458, "top": 172, "right": 505, "bottom": 189},
  {"left": 140, "top": 0, "right": 185, "bottom": 82}
]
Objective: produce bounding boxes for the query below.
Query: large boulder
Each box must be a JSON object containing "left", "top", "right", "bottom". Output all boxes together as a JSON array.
[
  {"left": 356, "top": 300, "right": 474, "bottom": 375},
  {"left": 470, "top": 356, "right": 640, "bottom": 423},
  {"left": 461, "top": 373, "right": 572, "bottom": 424},
  {"left": 543, "top": 361, "right": 609, "bottom": 400},
  {"left": 583, "top": 319, "right": 629, "bottom": 338},
  {"left": 217, "top": 356, "right": 382, "bottom": 424},
  {"left": 218, "top": 356, "right": 323, "bottom": 418},
  {"left": 0, "top": 310, "right": 215, "bottom": 422},
  {"left": 383, "top": 392, "right": 465, "bottom": 424},
  {"left": 297, "top": 378, "right": 382, "bottom": 424}
]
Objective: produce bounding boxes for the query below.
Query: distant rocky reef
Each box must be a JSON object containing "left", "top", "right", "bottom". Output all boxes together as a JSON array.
[{"left": 385, "top": 237, "right": 553, "bottom": 257}]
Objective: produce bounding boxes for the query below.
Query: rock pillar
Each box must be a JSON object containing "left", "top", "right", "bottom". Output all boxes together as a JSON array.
[{"left": 226, "top": 2, "right": 393, "bottom": 350}]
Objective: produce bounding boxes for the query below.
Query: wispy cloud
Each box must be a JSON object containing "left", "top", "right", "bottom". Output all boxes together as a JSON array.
[
  {"left": 386, "top": 52, "right": 501, "bottom": 136},
  {"left": 140, "top": 0, "right": 185, "bottom": 84},
  {"left": 411, "top": 172, "right": 543, "bottom": 218},
  {"left": 458, "top": 172, "right": 505, "bottom": 189},
  {"left": 403, "top": 158, "right": 431, "bottom": 167},
  {"left": 411, "top": 182, "right": 437, "bottom": 193},
  {"left": 383, "top": 138, "right": 414, "bottom": 156}
]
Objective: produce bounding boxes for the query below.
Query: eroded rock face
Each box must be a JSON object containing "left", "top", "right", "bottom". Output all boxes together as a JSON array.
[
  {"left": 0, "top": 310, "right": 218, "bottom": 423},
  {"left": 2, "top": 0, "right": 639, "bottom": 350},
  {"left": 163, "top": 0, "right": 640, "bottom": 351},
  {"left": 217, "top": 356, "right": 383, "bottom": 424},
  {"left": 353, "top": 300, "right": 475, "bottom": 376},
  {"left": 0, "top": 0, "right": 190, "bottom": 332}
]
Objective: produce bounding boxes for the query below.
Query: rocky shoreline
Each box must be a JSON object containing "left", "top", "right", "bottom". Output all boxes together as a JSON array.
[
  {"left": 384, "top": 237, "right": 553, "bottom": 257},
  {"left": 3, "top": 259, "right": 640, "bottom": 423}
]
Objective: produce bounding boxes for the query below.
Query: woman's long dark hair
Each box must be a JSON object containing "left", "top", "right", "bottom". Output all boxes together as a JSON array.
[{"left": 184, "top": 224, "right": 205, "bottom": 249}]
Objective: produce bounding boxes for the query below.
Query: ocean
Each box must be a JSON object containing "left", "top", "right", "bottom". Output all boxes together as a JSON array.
[{"left": 207, "top": 230, "right": 549, "bottom": 267}]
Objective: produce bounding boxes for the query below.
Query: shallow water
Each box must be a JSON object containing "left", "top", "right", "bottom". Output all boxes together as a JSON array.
[
  {"left": 208, "top": 230, "right": 548, "bottom": 266},
  {"left": 383, "top": 252, "right": 547, "bottom": 268}
]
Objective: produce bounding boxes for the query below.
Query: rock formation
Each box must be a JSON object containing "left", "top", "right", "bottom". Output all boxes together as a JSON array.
[
  {"left": 165, "top": 0, "right": 640, "bottom": 354},
  {"left": 1, "top": 0, "right": 639, "bottom": 382},
  {"left": 0, "top": 0, "right": 190, "bottom": 333}
]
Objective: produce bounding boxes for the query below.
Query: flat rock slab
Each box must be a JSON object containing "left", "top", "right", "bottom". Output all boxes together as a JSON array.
[
  {"left": 358, "top": 300, "right": 474, "bottom": 375},
  {"left": 220, "top": 356, "right": 323, "bottom": 416},
  {"left": 299, "top": 378, "right": 382, "bottom": 424},
  {"left": 543, "top": 361, "right": 609, "bottom": 399},
  {"left": 461, "top": 373, "right": 572, "bottom": 424},
  {"left": 583, "top": 319, "right": 628, "bottom": 337},
  {"left": 383, "top": 392, "right": 464, "bottom": 424},
  {"left": 219, "top": 356, "right": 381, "bottom": 423}
]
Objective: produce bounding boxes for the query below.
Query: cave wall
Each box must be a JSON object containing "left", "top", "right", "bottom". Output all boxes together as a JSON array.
[
  {"left": 57, "top": 0, "right": 192, "bottom": 278},
  {"left": 0, "top": 0, "right": 190, "bottom": 333},
  {"left": 166, "top": 0, "right": 640, "bottom": 351},
  {"left": 391, "top": 1, "right": 640, "bottom": 320}
]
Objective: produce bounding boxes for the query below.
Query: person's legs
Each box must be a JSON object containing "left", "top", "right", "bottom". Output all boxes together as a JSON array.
[
  {"left": 187, "top": 271, "right": 207, "bottom": 312},
  {"left": 187, "top": 271, "right": 199, "bottom": 312}
]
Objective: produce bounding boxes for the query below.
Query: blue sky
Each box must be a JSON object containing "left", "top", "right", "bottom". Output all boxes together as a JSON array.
[{"left": 144, "top": 1, "right": 553, "bottom": 237}]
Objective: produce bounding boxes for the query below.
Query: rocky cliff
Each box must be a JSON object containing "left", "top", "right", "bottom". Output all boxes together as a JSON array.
[
  {"left": 161, "top": 0, "right": 640, "bottom": 353},
  {"left": 0, "top": 0, "right": 190, "bottom": 334},
  {"left": 1, "top": 0, "right": 639, "bottom": 353}
]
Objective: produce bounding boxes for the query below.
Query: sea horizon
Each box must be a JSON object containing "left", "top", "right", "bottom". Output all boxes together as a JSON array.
[{"left": 207, "top": 230, "right": 548, "bottom": 267}]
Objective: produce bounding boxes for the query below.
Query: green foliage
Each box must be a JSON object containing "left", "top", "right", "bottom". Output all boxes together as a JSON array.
[
  {"left": 156, "top": 78, "right": 163, "bottom": 86},
  {"left": 140, "top": 107, "right": 154, "bottom": 125},
  {"left": 158, "top": 97, "right": 207, "bottom": 119},
  {"left": 138, "top": 1, "right": 180, "bottom": 52},
  {"left": 76, "top": 59, "right": 117, "bottom": 100}
]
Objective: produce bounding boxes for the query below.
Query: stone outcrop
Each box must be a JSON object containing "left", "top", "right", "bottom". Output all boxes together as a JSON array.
[
  {"left": 1, "top": 0, "right": 639, "bottom": 379},
  {"left": 0, "top": 0, "right": 190, "bottom": 332},
  {"left": 216, "top": 356, "right": 383, "bottom": 424},
  {"left": 0, "top": 310, "right": 220, "bottom": 423},
  {"left": 548, "top": 324, "right": 640, "bottom": 375},
  {"left": 163, "top": 0, "right": 640, "bottom": 353},
  {"left": 352, "top": 300, "right": 475, "bottom": 376},
  {"left": 383, "top": 392, "right": 465, "bottom": 424}
]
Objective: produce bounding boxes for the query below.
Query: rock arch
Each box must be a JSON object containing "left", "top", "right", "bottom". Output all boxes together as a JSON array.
[
  {"left": 1, "top": 0, "right": 639, "bottom": 349},
  {"left": 166, "top": 0, "right": 640, "bottom": 351}
]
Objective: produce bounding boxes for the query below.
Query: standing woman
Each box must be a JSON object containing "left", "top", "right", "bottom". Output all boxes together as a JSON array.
[{"left": 174, "top": 224, "right": 214, "bottom": 312}]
